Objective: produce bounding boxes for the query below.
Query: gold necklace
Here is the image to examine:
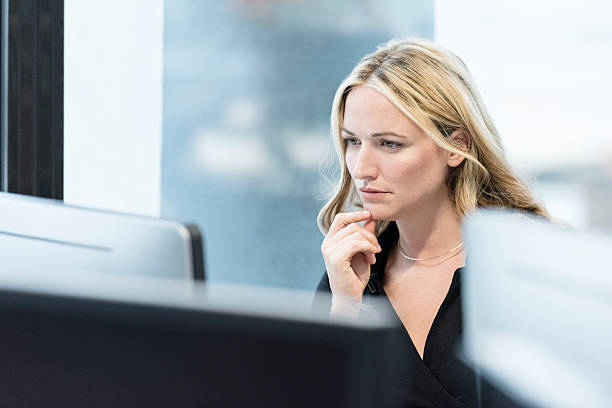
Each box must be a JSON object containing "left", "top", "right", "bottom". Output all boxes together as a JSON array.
[{"left": 397, "top": 241, "right": 465, "bottom": 262}]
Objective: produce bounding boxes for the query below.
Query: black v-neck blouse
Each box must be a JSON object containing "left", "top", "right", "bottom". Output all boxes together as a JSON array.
[{"left": 315, "top": 222, "right": 480, "bottom": 408}]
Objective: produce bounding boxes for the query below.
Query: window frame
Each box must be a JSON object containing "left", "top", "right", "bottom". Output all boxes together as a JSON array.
[{"left": 0, "top": 0, "right": 63, "bottom": 199}]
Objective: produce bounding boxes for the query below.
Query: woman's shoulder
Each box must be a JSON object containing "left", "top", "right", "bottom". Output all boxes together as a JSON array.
[{"left": 315, "top": 272, "right": 331, "bottom": 292}]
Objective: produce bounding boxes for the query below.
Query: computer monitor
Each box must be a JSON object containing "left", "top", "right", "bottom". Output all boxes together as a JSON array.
[
  {"left": 0, "top": 192, "right": 204, "bottom": 280},
  {"left": 462, "top": 209, "right": 612, "bottom": 407},
  {"left": 0, "top": 269, "right": 405, "bottom": 408}
]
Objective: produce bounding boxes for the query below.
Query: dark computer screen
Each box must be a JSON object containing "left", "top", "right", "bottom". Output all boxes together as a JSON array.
[{"left": 0, "top": 276, "right": 406, "bottom": 408}]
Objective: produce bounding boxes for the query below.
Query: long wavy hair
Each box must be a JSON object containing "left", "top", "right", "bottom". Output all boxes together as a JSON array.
[{"left": 317, "top": 38, "right": 549, "bottom": 236}]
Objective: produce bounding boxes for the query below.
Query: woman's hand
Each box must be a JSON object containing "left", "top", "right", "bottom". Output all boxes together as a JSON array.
[{"left": 321, "top": 210, "right": 381, "bottom": 316}]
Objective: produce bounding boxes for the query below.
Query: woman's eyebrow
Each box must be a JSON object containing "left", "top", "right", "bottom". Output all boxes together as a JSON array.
[
  {"left": 371, "top": 131, "right": 408, "bottom": 138},
  {"left": 341, "top": 127, "right": 407, "bottom": 138}
]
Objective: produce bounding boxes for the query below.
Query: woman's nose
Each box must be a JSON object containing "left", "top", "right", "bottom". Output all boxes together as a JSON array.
[{"left": 352, "top": 145, "right": 378, "bottom": 181}]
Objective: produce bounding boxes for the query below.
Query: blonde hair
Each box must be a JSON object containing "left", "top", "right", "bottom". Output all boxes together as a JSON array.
[{"left": 317, "top": 38, "right": 550, "bottom": 235}]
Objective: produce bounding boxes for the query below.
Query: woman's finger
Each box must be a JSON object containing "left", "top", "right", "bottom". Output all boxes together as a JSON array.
[
  {"left": 330, "top": 232, "right": 380, "bottom": 265},
  {"left": 364, "top": 218, "right": 377, "bottom": 234},
  {"left": 328, "top": 211, "right": 372, "bottom": 236},
  {"left": 325, "top": 221, "right": 381, "bottom": 251}
]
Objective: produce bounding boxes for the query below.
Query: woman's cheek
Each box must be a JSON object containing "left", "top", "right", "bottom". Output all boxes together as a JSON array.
[{"left": 345, "top": 155, "right": 356, "bottom": 177}]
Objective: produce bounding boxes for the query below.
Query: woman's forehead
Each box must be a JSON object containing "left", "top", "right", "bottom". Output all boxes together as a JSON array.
[{"left": 343, "top": 86, "right": 422, "bottom": 135}]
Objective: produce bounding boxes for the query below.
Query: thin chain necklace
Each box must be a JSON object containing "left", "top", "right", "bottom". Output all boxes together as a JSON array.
[{"left": 397, "top": 241, "right": 465, "bottom": 262}]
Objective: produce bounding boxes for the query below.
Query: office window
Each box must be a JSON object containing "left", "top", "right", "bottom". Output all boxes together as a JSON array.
[
  {"left": 162, "top": 1, "right": 434, "bottom": 289},
  {"left": 436, "top": 1, "right": 612, "bottom": 231}
]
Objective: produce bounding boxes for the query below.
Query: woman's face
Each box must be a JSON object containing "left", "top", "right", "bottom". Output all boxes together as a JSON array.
[{"left": 342, "top": 86, "right": 452, "bottom": 221}]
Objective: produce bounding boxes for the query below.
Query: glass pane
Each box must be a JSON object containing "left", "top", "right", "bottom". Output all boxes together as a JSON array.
[
  {"left": 162, "top": 0, "right": 434, "bottom": 289},
  {"left": 436, "top": 1, "right": 612, "bottom": 231}
]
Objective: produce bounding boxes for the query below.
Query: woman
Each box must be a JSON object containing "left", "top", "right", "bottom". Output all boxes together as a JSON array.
[{"left": 315, "top": 38, "right": 549, "bottom": 407}]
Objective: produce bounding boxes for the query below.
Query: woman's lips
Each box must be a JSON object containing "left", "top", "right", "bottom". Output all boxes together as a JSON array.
[{"left": 359, "top": 188, "right": 388, "bottom": 200}]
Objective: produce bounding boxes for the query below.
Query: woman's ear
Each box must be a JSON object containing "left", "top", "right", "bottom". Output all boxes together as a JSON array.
[{"left": 447, "top": 129, "right": 471, "bottom": 168}]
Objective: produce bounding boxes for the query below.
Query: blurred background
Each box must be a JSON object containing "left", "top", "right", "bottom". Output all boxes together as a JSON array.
[
  {"left": 162, "top": 0, "right": 434, "bottom": 289},
  {"left": 63, "top": 0, "right": 612, "bottom": 290}
]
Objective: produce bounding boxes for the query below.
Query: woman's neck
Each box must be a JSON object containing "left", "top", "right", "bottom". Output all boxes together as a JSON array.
[{"left": 395, "top": 196, "right": 463, "bottom": 262}]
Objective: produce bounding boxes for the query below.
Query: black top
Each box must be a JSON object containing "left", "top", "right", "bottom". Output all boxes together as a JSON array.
[{"left": 315, "top": 222, "right": 479, "bottom": 408}]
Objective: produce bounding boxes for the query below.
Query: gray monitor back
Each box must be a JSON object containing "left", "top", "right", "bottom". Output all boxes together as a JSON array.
[
  {"left": 462, "top": 209, "right": 612, "bottom": 408},
  {"left": 0, "top": 193, "right": 204, "bottom": 280}
]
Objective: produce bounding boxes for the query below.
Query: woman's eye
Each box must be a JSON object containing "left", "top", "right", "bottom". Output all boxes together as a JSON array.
[
  {"left": 345, "top": 138, "right": 360, "bottom": 146},
  {"left": 382, "top": 140, "right": 401, "bottom": 149}
]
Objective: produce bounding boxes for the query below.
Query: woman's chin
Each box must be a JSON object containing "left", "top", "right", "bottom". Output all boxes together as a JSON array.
[{"left": 363, "top": 205, "right": 393, "bottom": 221}]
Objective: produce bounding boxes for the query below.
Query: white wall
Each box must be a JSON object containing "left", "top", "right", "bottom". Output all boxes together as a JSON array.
[
  {"left": 434, "top": 0, "right": 612, "bottom": 173},
  {"left": 64, "top": 0, "right": 164, "bottom": 216}
]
